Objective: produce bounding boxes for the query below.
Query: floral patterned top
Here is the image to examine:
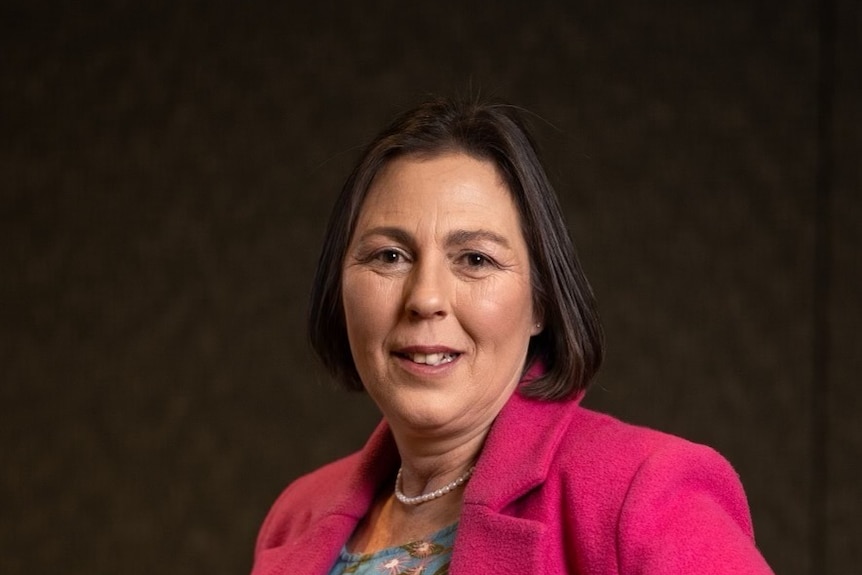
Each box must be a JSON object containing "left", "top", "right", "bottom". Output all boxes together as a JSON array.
[{"left": 327, "top": 523, "right": 457, "bottom": 575}]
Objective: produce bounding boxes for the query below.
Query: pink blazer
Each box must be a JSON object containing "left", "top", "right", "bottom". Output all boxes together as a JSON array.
[{"left": 251, "top": 391, "right": 773, "bottom": 574}]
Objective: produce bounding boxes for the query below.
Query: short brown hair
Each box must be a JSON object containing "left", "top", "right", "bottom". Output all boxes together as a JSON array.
[{"left": 308, "top": 96, "right": 603, "bottom": 400}]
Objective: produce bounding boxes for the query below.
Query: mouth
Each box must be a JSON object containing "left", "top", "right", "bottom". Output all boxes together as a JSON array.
[{"left": 393, "top": 348, "right": 462, "bottom": 367}]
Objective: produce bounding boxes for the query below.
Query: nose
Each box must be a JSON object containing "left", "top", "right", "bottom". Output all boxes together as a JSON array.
[{"left": 403, "top": 256, "right": 450, "bottom": 320}]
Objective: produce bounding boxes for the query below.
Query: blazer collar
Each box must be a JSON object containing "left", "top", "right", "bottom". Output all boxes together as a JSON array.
[
  {"left": 453, "top": 372, "right": 582, "bottom": 575},
  {"left": 254, "top": 424, "right": 401, "bottom": 575},
  {"left": 464, "top": 390, "right": 580, "bottom": 510},
  {"left": 323, "top": 420, "right": 401, "bottom": 518}
]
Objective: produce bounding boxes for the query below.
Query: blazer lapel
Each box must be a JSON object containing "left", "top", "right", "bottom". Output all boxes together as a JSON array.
[
  {"left": 450, "top": 390, "right": 580, "bottom": 574},
  {"left": 467, "top": 391, "right": 580, "bottom": 508},
  {"left": 452, "top": 505, "right": 548, "bottom": 574},
  {"left": 253, "top": 514, "right": 357, "bottom": 575}
]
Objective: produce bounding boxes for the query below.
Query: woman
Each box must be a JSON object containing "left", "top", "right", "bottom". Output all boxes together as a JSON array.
[{"left": 251, "top": 97, "right": 774, "bottom": 574}]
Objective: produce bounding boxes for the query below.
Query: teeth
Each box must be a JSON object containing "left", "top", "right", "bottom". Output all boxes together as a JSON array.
[{"left": 408, "top": 352, "right": 456, "bottom": 366}]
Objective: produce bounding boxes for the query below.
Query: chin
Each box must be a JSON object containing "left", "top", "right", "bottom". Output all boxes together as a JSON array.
[{"left": 382, "top": 396, "right": 465, "bottom": 435}]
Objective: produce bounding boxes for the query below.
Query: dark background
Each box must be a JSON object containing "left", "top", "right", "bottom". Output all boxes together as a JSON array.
[{"left": 2, "top": 1, "right": 859, "bottom": 574}]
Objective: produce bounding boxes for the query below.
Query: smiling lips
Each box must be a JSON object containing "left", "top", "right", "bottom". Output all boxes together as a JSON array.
[{"left": 395, "top": 348, "right": 461, "bottom": 367}]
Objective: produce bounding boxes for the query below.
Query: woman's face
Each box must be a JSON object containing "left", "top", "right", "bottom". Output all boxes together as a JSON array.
[{"left": 342, "top": 152, "right": 541, "bottom": 441}]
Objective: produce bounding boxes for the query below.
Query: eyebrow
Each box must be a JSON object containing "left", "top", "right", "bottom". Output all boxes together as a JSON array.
[
  {"left": 356, "top": 226, "right": 511, "bottom": 250},
  {"left": 445, "top": 229, "right": 511, "bottom": 250},
  {"left": 355, "top": 226, "right": 414, "bottom": 246}
]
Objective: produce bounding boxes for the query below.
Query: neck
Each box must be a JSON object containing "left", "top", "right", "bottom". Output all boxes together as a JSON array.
[{"left": 389, "top": 422, "right": 490, "bottom": 499}]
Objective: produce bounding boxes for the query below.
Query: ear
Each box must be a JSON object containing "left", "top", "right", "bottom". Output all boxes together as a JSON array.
[
  {"left": 530, "top": 300, "right": 545, "bottom": 336},
  {"left": 530, "top": 318, "right": 544, "bottom": 336}
]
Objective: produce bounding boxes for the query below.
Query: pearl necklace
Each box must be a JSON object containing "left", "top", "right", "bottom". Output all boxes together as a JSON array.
[{"left": 394, "top": 465, "right": 476, "bottom": 506}]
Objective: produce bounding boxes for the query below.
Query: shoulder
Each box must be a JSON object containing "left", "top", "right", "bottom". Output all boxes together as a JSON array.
[
  {"left": 554, "top": 405, "right": 771, "bottom": 573},
  {"left": 497, "top": 394, "right": 727, "bottom": 484},
  {"left": 479, "top": 392, "right": 738, "bottom": 506},
  {"left": 552, "top": 404, "right": 749, "bottom": 521},
  {"left": 556, "top": 404, "right": 729, "bottom": 478}
]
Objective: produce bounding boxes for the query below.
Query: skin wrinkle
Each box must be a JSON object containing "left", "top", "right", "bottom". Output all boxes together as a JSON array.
[{"left": 353, "top": 227, "right": 515, "bottom": 269}]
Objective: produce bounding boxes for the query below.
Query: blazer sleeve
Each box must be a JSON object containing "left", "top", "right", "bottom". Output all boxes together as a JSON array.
[{"left": 616, "top": 440, "right": 774, "bottom": 575}]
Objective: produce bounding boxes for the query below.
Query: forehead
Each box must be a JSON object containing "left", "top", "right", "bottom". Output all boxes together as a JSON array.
[{"left": 356, "top": 153, "right": 522, "bottom": 231}]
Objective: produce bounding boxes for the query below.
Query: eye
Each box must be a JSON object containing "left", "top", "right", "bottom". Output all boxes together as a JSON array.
[
  {"left": 374, "top": 249, "right": 405, "bottom": 264},
  {"left": 460, "top": 252, "right": 495, "bottom": 268}
]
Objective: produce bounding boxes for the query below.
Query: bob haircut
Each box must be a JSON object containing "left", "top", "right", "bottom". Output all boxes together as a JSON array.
[{"left": 308, "top": 96, "right": 603, "bottom": 400}]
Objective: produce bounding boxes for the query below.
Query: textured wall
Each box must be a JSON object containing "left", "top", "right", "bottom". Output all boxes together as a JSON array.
[{"left": 2, "top": 1, "right": 859, "bottom": 574}]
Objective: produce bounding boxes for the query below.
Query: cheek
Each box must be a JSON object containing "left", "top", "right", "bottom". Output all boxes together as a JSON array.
[
  {"left": 342, "top": 273, "right": 401, "bottom": 346},
  {"left": 460, "top": 277, "right": 534, "bottom": 336}
]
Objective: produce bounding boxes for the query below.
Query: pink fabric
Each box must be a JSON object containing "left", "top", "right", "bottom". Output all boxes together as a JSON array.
[{"left": 251, "top": 390, "right": 773, "bottom": 575}]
